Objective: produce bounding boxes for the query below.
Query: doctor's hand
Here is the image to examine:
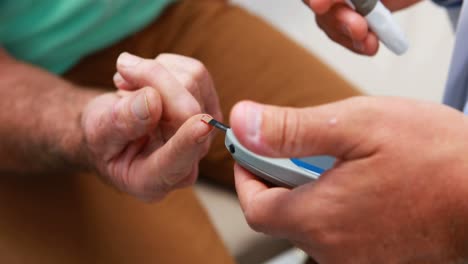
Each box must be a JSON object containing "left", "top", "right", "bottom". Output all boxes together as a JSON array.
[
  {"left": 231, "top": 97, "right": 468, "bottom": 263},
  {"left": 303, "top": 0, "right": 420, "bottom": 55},
  {"left": 81, "top": 53, "right": 222, "bottom": 201}
]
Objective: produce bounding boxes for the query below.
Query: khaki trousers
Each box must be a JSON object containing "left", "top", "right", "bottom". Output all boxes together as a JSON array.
[{"left": 0, "top": 0, "right": 360, "bottom": 263}]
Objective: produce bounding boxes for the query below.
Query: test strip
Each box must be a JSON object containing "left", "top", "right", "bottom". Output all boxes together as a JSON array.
[{"left": 201, "top": 115, "right": 230, "bottom": 132}]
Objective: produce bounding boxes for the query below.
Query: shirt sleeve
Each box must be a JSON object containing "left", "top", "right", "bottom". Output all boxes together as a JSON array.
[{"left": 431, "top": 0, "right": 462, "bottom": 30}]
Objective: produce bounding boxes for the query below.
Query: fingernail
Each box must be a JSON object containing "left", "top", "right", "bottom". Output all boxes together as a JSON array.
[
  {"left": 196, "top": 117, "right": 215, "bottom": 144},
  {"left": 113, "top": 72, "right": 124, "bottom": 84},
  {"left": 353, "top": 40, "right": 364, "bottom": 52},
  {"left": 244, "top": 102, "right": 263, "bottom": 143},
  {"left": 341, "top": 24, "right": 352, "bottom": 38},
  {"left": 117, "top": 52, "right": 141, "bottom": 67},
  {"left": 132, "top": 93, "right": 150, "bottom": 120}
]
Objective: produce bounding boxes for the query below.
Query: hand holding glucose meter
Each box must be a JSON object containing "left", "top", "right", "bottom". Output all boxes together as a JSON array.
[{"left": 202, "top": 116, "right": 335, "bottom": 188}]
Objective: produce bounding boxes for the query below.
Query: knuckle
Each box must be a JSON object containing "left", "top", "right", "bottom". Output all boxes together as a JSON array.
[
  {"left": 183, "top": 58, "right": 209, "bottom": 85},
  {"left": 189, "top": 59, "right": 208, "bottom": 77},
  {"left": 182, "top": 74, "right": 200, "bottom": 94},
  {"left": 142, "top": 62, "right": 165, "bottom": 83},
  {"left": 185, "top": 60, "right": 208, "bottom": 91}
]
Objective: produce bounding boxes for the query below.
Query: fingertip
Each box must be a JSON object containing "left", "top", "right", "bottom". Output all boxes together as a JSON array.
[
  {"left": 230, "top": 101, "right": 250, "bottom": 138},
  {"left": 230, "top": 101, "right": 248, "bottom": 129},
  {"left": 113, "top": 72, "right": 124, "bottom": 86},
  {"left": 230, "top": 101, "right": 266, "bottom": 153},
  {"left": 110, "top": 90, "right": 161, "bottom": 139},
  {"left": 345, "top": 14, "right": 368, "bottom": 41},
  {"left": 363, "top": 32, "right": 379, "bottom": 56},
  {"left": 333, "top": 6, "right": 368, "bottom": 40},
  {"left": 186, "top": 114, "right": 216, "bottom": 144},
  {"left": 113, "top": 72, "right": 135, "bottom": 90},
  {"left": 116, "top": 52, "right": 142, "bottom": 69}
]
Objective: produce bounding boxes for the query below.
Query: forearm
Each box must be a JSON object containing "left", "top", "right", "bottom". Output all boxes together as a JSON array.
[{"left": 0, "top": 51, "right": 102, "bottom": 174}]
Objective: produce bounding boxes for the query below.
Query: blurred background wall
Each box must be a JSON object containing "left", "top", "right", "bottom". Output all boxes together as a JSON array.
[{"left": 231, "top": 0, "right": 455, "bottom": 101}]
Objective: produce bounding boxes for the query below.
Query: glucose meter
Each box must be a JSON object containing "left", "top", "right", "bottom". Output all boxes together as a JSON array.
[{"left": 202, "top": 116, "right": 335, "bottom": 188}]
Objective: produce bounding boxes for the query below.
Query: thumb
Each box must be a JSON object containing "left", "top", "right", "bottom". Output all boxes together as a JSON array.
[
  {"left": 82, "top": 87, "right": 162, "bottom": 161},
  {"left": 229, "top": 99, "right": 378, "bottom": 159}
]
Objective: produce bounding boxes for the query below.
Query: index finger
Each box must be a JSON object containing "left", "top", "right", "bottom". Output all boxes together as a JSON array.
[
  {"left": 155, "top": 54, "right": 223, "bottom": 122},
  {"left": 116, "top": 52, "right": 201, "bottom": 125},
  {"left": 234, "top": 164, "right": 295, "bottom": 234}
]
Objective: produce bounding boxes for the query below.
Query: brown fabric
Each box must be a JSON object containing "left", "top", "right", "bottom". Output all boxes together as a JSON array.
[
  {"left": 0, "top": 173, "right": 234, "bottom": 264},
  {"left": 0, "top": 0, "right": 361, "bottom": 263}
]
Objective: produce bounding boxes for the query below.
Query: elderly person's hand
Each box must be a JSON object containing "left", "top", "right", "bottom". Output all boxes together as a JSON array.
[
  {"left": 81, "top": 53, "right": 222, "bottom": 201},
  {"left": 303, "top": 0, "right": 420, "bottom": 55},
  {"left": 231, "top": 97, "right": 468, "bottom": 263}
]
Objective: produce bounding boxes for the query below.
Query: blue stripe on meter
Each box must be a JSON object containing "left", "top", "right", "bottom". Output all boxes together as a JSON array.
[
  {"left": 290, "top": 156, "right": 335, "bottom": 174},
  {"left": 290, "top": 158, "right": 326, "bottom": 174}
]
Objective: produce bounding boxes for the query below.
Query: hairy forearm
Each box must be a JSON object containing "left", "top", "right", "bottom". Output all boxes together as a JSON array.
[{"left": 0, "top": 51, "right": 102, "bottom": 174}]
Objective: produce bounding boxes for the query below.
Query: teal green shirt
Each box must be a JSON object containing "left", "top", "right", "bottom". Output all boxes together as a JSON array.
[{"left": 0, "top": 0, "right": 173, "bottom": 73}]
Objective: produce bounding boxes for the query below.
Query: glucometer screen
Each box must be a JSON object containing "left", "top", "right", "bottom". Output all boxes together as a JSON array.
[{"left": 290, "top": 156, "right": 335, "bottom": 174}]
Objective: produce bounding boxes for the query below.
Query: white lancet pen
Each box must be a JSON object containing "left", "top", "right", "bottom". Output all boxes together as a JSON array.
[{"left": 346, "top": 0, "right": 409, "bottom": 55}]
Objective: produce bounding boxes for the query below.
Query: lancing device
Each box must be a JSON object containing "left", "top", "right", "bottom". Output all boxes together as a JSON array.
[
  {"left": 202, "top": 115, "right": 335, "bottom": 188},
  {"left": 347, "top": 0, "right": 409, "bottom": 55}
]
